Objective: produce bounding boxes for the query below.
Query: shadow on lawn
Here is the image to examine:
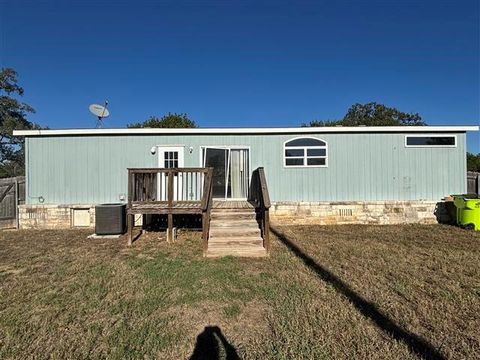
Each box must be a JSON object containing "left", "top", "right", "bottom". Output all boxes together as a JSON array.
[
  {"left": 271, "top": 226, "right": 446, "bottom": 360},
  {"left": 189, "top": 326, "right": 240, "bottom": 360}
]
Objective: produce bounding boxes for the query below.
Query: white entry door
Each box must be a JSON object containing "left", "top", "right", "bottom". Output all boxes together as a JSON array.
[{"left": 157, "top": 146, "right": 184, "bottom": 201}]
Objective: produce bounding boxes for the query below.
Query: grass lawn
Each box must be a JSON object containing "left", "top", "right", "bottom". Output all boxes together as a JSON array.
[{"left": 0, "top": 224, "right": 479, "bottom": 359}]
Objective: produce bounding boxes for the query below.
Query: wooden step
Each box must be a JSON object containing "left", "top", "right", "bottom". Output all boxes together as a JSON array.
[
  {"left": 206, "top": 247, "right": 267, "bottom": 258},
  {"left": 208, "top": 237, "right": 263, "bottom": 246},
  {"left": 208, "top": 240, "right": 264, "bottom": 249},
  {"left": 209, "top": 219, "right": 259, "bottom": 228},
  {"left": 207, "top": 205, "right": 265, "bottom": 258},
  {"left": 211, "top": 212, "right": 257, "bottom": 220},
  {"left": 211, "top": 208, "right": 254, "bottom": 213},
  {"left": 209, "top": 226, "right": 261, "bottom": 238}
]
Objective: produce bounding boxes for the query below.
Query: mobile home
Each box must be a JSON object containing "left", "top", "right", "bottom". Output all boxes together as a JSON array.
[{"left": 14, "top": 126, "right": 477, "bottom": 235}]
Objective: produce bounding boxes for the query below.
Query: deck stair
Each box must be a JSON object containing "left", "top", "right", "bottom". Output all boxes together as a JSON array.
[{"left": 206, "top": 206, "right": 267, "bottom": 258}]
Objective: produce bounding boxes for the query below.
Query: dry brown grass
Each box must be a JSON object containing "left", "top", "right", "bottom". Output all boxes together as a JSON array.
[{"left": 0, "top": 224, "right": 479, "bottom": 359}]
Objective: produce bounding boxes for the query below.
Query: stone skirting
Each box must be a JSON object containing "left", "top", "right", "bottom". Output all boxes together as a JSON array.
[
  {"left": 269, "top": 201, "right": 449, "bottom": 225},
  {"left": 18, "top": 204, "right": 96, "bottom": 229},
  {"left": 18, "top": 201, "right": 450, "bottom": 229}
]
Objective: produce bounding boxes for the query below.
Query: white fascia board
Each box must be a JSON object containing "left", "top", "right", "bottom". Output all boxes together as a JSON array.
[{"left": 12, "top": 125, "right": 479, "bottom": 136}]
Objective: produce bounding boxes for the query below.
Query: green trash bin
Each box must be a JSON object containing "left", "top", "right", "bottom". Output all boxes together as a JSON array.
[{"left": 453, "top": 195, "right": 480, "bottom": 230}]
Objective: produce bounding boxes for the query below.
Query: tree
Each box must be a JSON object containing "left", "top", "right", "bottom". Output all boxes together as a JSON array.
[
  {"left": 0, "top": 68, "right": 39, "bottom": 178},
  {"left": 128, "top": 113, "right": 197, "bottom": 128},
  {"left": 467, "top": 152, "right": 480, "bottom": 172},
  {"left": 304, "top": 102, "right": 426, "bottom": 127},
  {"left": 303, "top": 119, "right": 343, "bottom": 127}
]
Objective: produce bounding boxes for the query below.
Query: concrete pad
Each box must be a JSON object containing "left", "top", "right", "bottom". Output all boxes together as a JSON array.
[{"left": 87, "top": 234, "right": 122, "bottom": 239}]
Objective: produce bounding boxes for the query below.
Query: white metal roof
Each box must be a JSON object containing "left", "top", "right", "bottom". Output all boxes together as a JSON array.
[{"left": 13, "top": 126, "right": 479, "bottom": 136}]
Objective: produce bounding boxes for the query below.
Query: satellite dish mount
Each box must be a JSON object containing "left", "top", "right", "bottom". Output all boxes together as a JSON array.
[{"left": 89, "top": 101, "right": 110, "bottom": 128}]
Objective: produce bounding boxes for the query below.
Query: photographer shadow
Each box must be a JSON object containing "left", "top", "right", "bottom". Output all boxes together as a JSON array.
[{"left": 189, "top": 326, "right": 240, "bottom": 360}]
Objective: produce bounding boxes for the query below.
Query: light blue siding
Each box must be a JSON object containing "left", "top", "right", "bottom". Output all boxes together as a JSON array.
[{"left": 25, "top": 132, "right": 467, "bottom": 204}]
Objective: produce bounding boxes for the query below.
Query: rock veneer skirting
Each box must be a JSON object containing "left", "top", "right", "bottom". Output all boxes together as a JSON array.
[
  {"left": 269, "top": 201, "right": 449, "bottom": 225},
  {"left": 18, "top": 201, "right": 450, "bottom": 229},
  {"left": 18, "top": 204, "right": 96, "bottom": 229}
]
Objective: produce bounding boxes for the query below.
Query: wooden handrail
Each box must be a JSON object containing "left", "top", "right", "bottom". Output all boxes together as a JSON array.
[
  {"left": 201, "top": 167, "right": 214, "bottom": 254},
  {"left": 250, "top": 167, "right": 271, "bottom": 253},
  {"left": 257, "top": 167, "right": 271, "bottom": 209},
  {"left": 201, "top": 168, "right": 214, "bottom": 211}
]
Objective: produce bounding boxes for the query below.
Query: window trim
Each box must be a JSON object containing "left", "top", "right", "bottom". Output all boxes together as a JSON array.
[
  {"left": 404, "top": 134, "right": 457, "bottom": 148},
  {"left": 283, "top": 137, "right": 328, "bottom": 168}
]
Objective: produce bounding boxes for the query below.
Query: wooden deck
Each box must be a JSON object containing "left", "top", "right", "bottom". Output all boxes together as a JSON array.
[
  {"left": 127, "top": 167, "right": 214, "bottom": 245},
  {"left": 129, "top": 201, "right": 204, "bottom": 214},
  {"left": 127, "top": 167, "right": 271, "bottom": 257},
  {"left": 128, "top": 200, "right": 253, "bottom": 215},
  {"left": 212, "top": 200, "right": 254, "bottom": 209}
]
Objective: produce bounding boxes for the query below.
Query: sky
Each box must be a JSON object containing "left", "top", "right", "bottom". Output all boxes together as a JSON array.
[{"left": 1, "top": 0, "right": 479, "bottom": 150}]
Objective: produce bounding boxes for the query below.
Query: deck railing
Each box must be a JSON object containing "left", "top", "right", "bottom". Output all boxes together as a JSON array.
[
  {"left": 128, "top": 167, "right": 211, "bottom": 205},
  {"left": 127, "top": 167, "right": 214, "bottom": 245},
  {"left": 249, "top": 167, "right": 271, "bottom": 252}
]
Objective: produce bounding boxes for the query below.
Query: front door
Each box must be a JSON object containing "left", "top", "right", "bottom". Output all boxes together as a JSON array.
[
  {"left": 157, "top": 146, "right": 184, "bottom": 201},
  {"left": 202, "top": 147, "right": 249, "bottom": 200}
]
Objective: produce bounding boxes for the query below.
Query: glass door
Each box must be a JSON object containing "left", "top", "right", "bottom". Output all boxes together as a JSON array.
[
  {"left": 203, "top": 148, "right": 229, "bottom": 198},
  {"left": 202, "top": 147, "right": 249, "bottom": 200}
]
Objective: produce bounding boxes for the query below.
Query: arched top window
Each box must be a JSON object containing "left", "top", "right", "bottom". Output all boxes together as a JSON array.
[{"left": 284, "top": 137, "right": 327, "bottom": 167}]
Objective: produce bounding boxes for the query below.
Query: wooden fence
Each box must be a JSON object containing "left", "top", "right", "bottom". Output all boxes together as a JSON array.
[
  {"left": 467, "top": 172, "right": 480, "bottom": 195},
  {"left": 0, "top": 176, "right": 25, "bottom": 229}
]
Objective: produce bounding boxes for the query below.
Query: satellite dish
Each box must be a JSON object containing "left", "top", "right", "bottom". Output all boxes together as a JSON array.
[{"left": 89, "top": 101, "right": 109, "bottom": 128}]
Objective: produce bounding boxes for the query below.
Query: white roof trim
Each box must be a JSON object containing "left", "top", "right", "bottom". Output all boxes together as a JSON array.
[{"left": 13, "top": 126, "right": 479, "bottom": 136}]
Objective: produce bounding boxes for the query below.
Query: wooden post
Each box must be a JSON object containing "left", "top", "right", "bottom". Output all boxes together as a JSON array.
[
  {"left": 127, "top": 170, "right": 134, "bottom": 245},
  {"left": 264, "top": 209, "right": 270, "bottom": 253},
  {"left": 127, "top": 214, "right": 133, "bottom": 246},
  {"left": 167, "top": 170, "right": 174, "bottom": 242},
  {"left": 202, "top": 212, "right": 208, "bottom": 254},
  {"left": 167, "top": 213, "right": 173, "bottom": 242},
  {"left": 14, "top": 179, "right": 19, "bottom": 229}
]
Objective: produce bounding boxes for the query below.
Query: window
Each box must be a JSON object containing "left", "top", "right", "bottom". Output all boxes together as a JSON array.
[
  {"left": 164, "top": 151, "right": 179, "bottom": 168},
  {"left": 405, "top": 135, "right": 456, "bottom": 147},
  {"left": 284, "top": 137, "right": 327, "bottom": 167}
]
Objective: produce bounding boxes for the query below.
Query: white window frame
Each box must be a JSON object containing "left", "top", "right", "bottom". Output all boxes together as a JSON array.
[
  {"left": 283, "top": 137, "right": 328, "bottom": 168},
  {"left": 404, "top": 134, "right": 457, "bottom": 148}
]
